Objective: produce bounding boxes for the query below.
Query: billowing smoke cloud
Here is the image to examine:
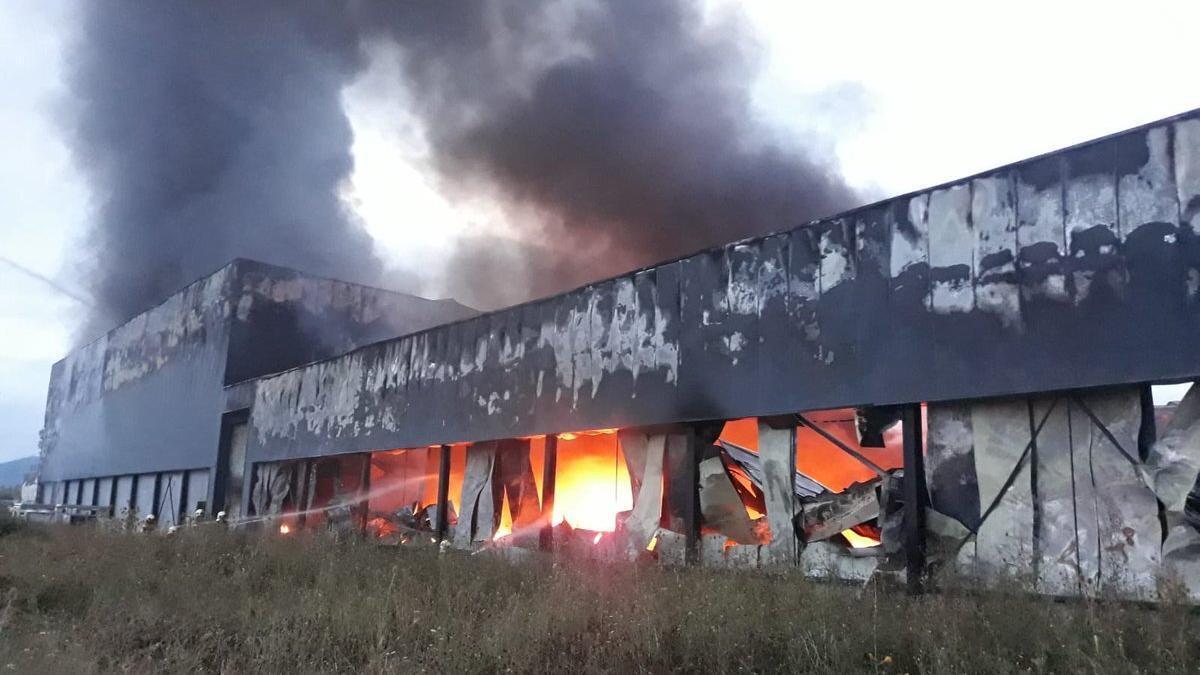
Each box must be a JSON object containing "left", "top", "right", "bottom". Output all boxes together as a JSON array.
[
  {"left": 66, "top": 3, "right": 379, "bottom": 340},
  {"left": 66, "top": 0, "right": 860, "bottom": 334},
  {"left": 369, "top": 0, "right": 860, "bottom": 307}
]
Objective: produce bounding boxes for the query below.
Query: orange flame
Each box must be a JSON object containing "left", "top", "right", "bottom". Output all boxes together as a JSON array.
[
  {"left": 719, "top": 414, "right": 904, "bottom": 495},
  {"left": 551, "top": 431, "right": 630, "bottom": 532},
  {"left": 279, "top": 524, "right": 291, "bottom": 535},
  {"left": 841, "top": 528, "right": 880, "bottom": 549}
]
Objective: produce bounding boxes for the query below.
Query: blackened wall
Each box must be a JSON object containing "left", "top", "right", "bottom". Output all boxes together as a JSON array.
[
  {"left": 39, "top": 266, "right": 235, "bottom": 481},
  {"left": 248, "top": 109, "right": 1200, "bottom": 463},
  {"left": 225, "top": 260, "right": 476, "bottom": 385},
  {"left": 39, "top": 260, "right": 475, "bottom": 482}
]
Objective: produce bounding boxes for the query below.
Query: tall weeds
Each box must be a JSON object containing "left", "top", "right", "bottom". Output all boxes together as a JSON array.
[{"left": 0, "top": 517, "right": 1195, "bottom": 673}]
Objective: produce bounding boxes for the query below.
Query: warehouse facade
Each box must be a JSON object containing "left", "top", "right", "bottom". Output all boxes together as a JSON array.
[
  {"left": 37, "top": 109, "right": 1200, "bottom": 599},
  {"left": 36, "top": 259, "right": 477, "bottom": 526}
]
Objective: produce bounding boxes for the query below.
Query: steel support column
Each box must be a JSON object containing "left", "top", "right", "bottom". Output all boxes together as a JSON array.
[
  {"left": 901, "top": 403, "right": 928, "bottom": 594},
  {"left": 357, "top": 454, "right": 371, "bottom": 534},
  {"left": 435, "top": 444, "right": 452, "bottom": 543},
  {"left": 107, "top": 477, "right": 118, "bottom": 518},
  {"left": 540, "top": 434, "right": 558, "bottom": 550},
  {"left": 178, "top": 470, "right": 190, "bottom": 524},
  {"left": 684, "top": 425, "right": 701, "bottom": 565},
  {"left": 151, "top": 473, "right": 163, "bottom": 523},
  {"left": 129, "top": 474, "right": 140, "bottom": 515}
]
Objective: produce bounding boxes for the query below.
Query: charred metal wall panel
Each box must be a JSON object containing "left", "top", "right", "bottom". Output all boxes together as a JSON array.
[
  {"left": 39, "top": 260, "right": 471, "bottom": 483},
  {"left": 248, "top": 110, "right": 1200, "bottom": 463},
  {"left": 39, "top": 266, "right": 235, "bottom": 482},
  {"left": 224, "top": 260, "right": 476, "bottom": 385}
]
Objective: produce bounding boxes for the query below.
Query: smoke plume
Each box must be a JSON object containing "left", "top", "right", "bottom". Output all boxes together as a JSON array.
[
  {"left": 371, "top": 1, "right": 860, "bottom": 307},
  {"left": 66, "top": 0, "right": 860, "bottom": 334},
  {"left": 66, "top": 3, "right": 378, "bottom": 340}
]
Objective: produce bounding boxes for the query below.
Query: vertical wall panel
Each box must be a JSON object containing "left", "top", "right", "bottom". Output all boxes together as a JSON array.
[
  {"left": 96, "top": 477, "right": 113, "bottom": 508},
  {"left": 815, "top": 218, "right": 857, "bottom": 383},
  {"left": 531, "top": 301, "right": 563, "bottom": 431},
  {"left": 158, "top": 471, "right": 185, "bottom": 528},
  {"left": 1118, "top": 125, "right": 1176, "bottom": 235},
  {"left": 756, "top": 233, "right": 791, "bottom": 413},
  {"left": 550, "top": 298, "right": 574, "bottom": 412},
  {"left": 452, "top": 322, "right": 476, "bottom": 435},
  {"left": 972, "top": 172, "right": 1021, "bottom": 329},
  {"left": 881, "top": 196, "right": 933, "bottom": 399},
  {"left": 890, "top": 194, "right": 930, "bottom": 307},
  {"left": 972, "top": 398, "right": 1036, "bottom": 581},
  {"left": 1064, "top": 142, "right": 1120, "bottom": 305},
  {"left": 413, "top": 332, "right": 433, "bottom": 438},
  {"left": 686, "top": 249, "right": 729, "bottom": 401},
  {"left": 723, "top": 242, "right": 763, "bottom": 410},
  {"left": 678, "top": 251, "right": 727, "bottom": 419},
  {"left": 1117, "top": 125, "right": 1184, "bottom": 324},
  {"left": 113, "top": 475, "right": 134, "bottom": 515},
  {"left": 1016, "top": 156, "right": 1068, "bottom": 304},
  {"left": 134, "top": 473, "right": 157, "bottom": 519},
  {"left": 646, "top": 260, "right": 682, "bottom": 415},
  {"left": 185, "top": 470, "right": 210, "bottom": 515},
  {"left": 784, "top": 227, "right": 822, "bottom": 394},
  {"left": 1035, "top": 400, "right": 1094, "bottom": 595},
  {"left": 516, "top": 302, "right": 543, "bottom": 425},
  {"left": 631, "top": 270, "right": 659, "bottom": 392},
  {"left": 583, "top": 279, "right": 617, "bottom": 420},
  {"left": 569, "top": 292, "right": 592, "bottom": 411},
  {"left": 928, "top": 183, "right": 976, "bottom": 314},
  {"left": 851, "top": 204, "right": 893, "bottom": 399},
  {"left": 1175, "top": 119, "right": 1200, "bottom": 236}
]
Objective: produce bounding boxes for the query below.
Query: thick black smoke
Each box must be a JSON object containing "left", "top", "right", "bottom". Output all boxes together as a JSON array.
[
  {"left": 67, "top": 0, "right": 860, "bottom": 333},
  {"left": 369, "top": 0, "right": 860, "bottom": 307},
  {"left": 66, "top": 3, "right": 379, "bottom": 340}
]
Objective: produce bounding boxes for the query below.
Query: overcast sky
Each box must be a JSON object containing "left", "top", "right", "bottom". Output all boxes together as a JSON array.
[{"left": 2, "top": 1, "right": 1198, "bottom": 463}]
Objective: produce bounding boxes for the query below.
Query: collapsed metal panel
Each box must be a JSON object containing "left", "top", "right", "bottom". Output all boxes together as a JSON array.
[
  {"left": 929, "top": 388, "right": 1164, "bottom": 600},
  {"left": 249, "top": 111, "right": 1200, "bottom": 462}
]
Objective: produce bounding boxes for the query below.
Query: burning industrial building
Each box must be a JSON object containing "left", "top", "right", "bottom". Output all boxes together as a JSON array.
[{"left": 23, "top": 107, "right": 1200, "bottom": 602}]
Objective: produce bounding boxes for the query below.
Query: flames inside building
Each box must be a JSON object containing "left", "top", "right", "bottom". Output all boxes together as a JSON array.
[
  {"left": 242, "top": 411, "right": 903, "bottom": 575},
  {"left": 26, "top": 109, "right": 1200, "bottom": 601}
]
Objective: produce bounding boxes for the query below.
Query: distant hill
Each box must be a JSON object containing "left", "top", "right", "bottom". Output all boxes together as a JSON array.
[{"left": 0, "top": 455, "right": 37, "bottom": 487}]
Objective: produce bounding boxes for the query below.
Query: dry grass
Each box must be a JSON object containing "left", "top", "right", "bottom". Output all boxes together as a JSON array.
[{"left": 0, "top": 515, "right": 1196, "bottom": 674}]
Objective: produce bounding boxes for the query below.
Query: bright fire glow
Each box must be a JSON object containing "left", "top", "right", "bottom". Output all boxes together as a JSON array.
[
  {"left": 552, "top": 430, "right": 631, "bottom": 532},
  {"left": 493, "top": 522, "right": 512, "bottom": 540},
  {"left": 841, "top": 528, "right": 881, "bottom": 549},
  {"left": 719, "top": 415, "right": 904, "bottom": 494},
  {"left": 279, "top": 524, "right": 291, "bottom": 535},
  {"left": 592, "top": 532, "right": 603, "bottom": 544}
]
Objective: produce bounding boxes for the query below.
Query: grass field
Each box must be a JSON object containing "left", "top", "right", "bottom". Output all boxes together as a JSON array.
[{"left": 0, "top": 516, "right": 1196, "bottom": 673}]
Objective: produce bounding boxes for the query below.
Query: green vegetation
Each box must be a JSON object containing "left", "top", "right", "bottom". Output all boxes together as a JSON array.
[{"left": 0, "top": 515, "right": 1196, "bottom": 673}]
